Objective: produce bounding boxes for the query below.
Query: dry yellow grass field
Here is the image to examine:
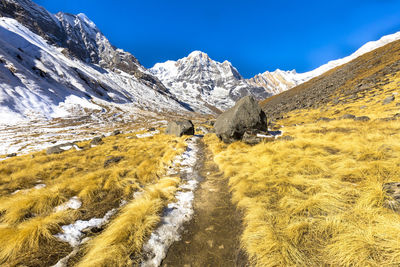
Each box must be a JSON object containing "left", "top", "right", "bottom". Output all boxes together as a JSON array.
[
  {"left": 0, "top": 130, "right": 187, "bottom": 266},
  {"left": 205, "top": 73, "right": 400, "bottom": 266}
]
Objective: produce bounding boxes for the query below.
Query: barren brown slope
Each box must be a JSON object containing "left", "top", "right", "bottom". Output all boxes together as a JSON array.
[{"left": 261, "top": 39, "right": 400, "bottom": 119}]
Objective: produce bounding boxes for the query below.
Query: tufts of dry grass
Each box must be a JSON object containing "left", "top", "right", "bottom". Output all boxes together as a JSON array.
[
  {"left": 204, "top": 76, "right": 400, "bottom": 266},
  {"left": 76, "top": 176, "right": 180, "bottom": 267},
  {"left": 0, "top": 131, "right": 186, "bottom": 265}
]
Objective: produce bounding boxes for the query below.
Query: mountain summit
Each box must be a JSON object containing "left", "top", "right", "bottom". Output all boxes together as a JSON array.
[{"left": 150, "top": 51, "right": 270, "bottom": 112}]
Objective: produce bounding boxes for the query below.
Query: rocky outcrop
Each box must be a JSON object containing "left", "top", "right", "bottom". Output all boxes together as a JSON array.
[
  {"left": 214, "top": 96, "right": 268, "bottom": 143},
  {"left": 165, "top": 120, "right": 194, "bottom": 137}
]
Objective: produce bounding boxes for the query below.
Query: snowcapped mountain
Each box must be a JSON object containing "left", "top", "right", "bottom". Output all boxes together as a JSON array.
[
  {"left": 150, "top": 51, "right": 271, "bottom": 112},
  {"left": 0, "top": 0, "right": 168, "bottom": 93},
  {"left": 0, "top": 16, "right": 191, "bottom": 124},
  {"left": 248, "top": 31, "right": 400, "bottom": 94}
]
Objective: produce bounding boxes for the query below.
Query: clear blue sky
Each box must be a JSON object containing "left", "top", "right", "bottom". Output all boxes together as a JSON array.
[{"left": 36, "top": 0, "right": 400, "bottom": 78}]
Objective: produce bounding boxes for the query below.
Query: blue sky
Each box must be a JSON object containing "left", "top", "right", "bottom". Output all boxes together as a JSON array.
[{"left": 36, "top": 0, "right": 400, "bottom": 78}]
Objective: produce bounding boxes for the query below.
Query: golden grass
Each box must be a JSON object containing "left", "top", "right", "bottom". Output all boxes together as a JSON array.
[
  {"left": 77, "top": 176, "right": 180, "bottom": 267},
  {"left": 0, "top": 131, "right": 187, "bottom": 265},
  {"left": 204, "top": 74, "right": 400, "bottom": 266}
]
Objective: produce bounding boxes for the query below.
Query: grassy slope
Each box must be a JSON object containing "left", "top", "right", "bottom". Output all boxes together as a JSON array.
[
  {"left": 205, "top": 64, "right": 400, "bottom": 265},
  {"left": 0, "top": 131, "right": 187, "bottom": 266},
  {"left": 260, "top": 39, "right": 400, "bottom": 120}
]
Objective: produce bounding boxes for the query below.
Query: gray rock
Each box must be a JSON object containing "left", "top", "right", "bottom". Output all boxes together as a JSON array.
[
  {"left": 214, "top": 96, "right": 268, "bottom": 143},
  {"left": 90, "top": 137, "right": 103, "bottom": 146},
  {"left": 6, "top": 153, "right": 17, "bottom": 158},
  {"left": 165, "top": 120, "right": 194, "bottom": 137},
  {"left": 317, "top": 117, "right": 334, "bottom": 122},
  {"left": 341, "top": 114, "right": 356, "bottom": 120},
  {"left": 383, "top": 95, "right": 395, "bottom": 105},
  {"left": 111, "top": 130, "right": 121, "bottom": 136},
  {"left": 241, "top": 131, "right": 263, "bottom": 145},
  {"left": 46, "top": 142, "right": 75, "bottom": 155},
  {"left": 104, "top": 156, "right": 124, "bottom": 168},
  {"left": 354, "top": 116, "right": 370, "bottom": 121}
]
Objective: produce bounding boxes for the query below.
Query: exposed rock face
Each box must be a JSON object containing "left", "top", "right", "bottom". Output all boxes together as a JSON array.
[
  {"left": 165, "top": 120, "right": 194, "bottom": 137},
  {"left": 214, "top": 96, "right": 268, "bottom": 143}
]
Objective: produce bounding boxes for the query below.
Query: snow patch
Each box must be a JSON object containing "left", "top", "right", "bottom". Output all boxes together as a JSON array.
[
  {"left": 54, "top": 208, "right": 117, "bottom": 247},
  {"left": 54, "top": 196, "right": 82, "bottom": 212},
  {"left": 141, "top": 136, "right": 200, "bottom": 267},
  {"left": 136, "top": 130, "right": 159, "bottom": 139}
]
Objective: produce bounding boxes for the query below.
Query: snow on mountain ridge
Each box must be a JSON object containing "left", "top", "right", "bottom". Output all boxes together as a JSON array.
[
  {"left": 150, "top": 51, "right": 270, "bottom": 112},
  {"left": 248, "top": 31, "right": 400, "bottom": 94}
]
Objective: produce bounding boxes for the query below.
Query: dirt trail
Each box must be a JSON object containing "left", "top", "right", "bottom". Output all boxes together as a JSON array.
[{"left": 161, "top": 139, "right": 248, "bottom": 267}]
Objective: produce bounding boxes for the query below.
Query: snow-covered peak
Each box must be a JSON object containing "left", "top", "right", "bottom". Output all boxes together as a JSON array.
[
  {"left": 150, "top": 51, "right": 270, "bottom": 112},
  {"left": 76, "top": 13, "right": 97, "bottom": 29}
]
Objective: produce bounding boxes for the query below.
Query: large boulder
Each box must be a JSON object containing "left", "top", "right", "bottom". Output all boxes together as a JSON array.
[
  {"left": 214, "top": 96, "right": 268, "bottom": 143},
  {"left": 165, "top": 120, "right": 194, "bottom": 137}
]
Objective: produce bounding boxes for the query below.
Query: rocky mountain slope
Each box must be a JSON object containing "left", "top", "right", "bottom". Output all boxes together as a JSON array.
[
  {"left": 0, "top": 16, "right": 191, "bottom": 123},
  {"left": 260, "top": 37, "right": 400, "bottom": 120},
  {"left": 0, "top": 0, "right": 169, "bottom": 92},
  {"left": 150, "top": 51, "right": 271, "bottom": 112},
  {"left": 249, "top": 31, "right": 400, "bottom": 95}
]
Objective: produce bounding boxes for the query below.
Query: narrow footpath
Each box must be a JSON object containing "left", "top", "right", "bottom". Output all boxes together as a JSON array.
[{"left": 161, "top": 139, "right": 248, "bottom": 267}]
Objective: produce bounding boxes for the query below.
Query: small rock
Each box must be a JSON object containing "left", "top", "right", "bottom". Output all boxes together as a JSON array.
[
  {"left": 6, "top": 153, "right": 17, "bottom": 158},
  {"left": 46, "top": 144, "right": 69, "bottom": 155},
  {"left": 111, "top": 130, "right": 121, "bottom": 136},
  {"left": 354, "top": 116, "right": 370, "bottom": 121},
  {"left": 396, "top": 102, "right": 400, "bottom": 107},
  {"left": 394, "top": 113, "right": 400, "bottom": 118},
  {"left": 317, "top": 117, "right": 334, "bottom": 122},
  {"left": 359, "top": 105, "right": 367, "bottom": 109},
  {"left": 104, "top": 156, "right": 124, "bottom": 168},
  {"left": 241, "top": 131, "right": 263, "bottom": 145},
  {"left": 340, "top": 114, "right": 356, "bottom": 120},
  {"left": 383, "top": 95, "right": 395, "bottom": 105},
  {"left": 90, "top": 137, "right": 103, "bottom": 146},
  {"left": 148, "top": 127, "right": 156, "bottom": 131}
]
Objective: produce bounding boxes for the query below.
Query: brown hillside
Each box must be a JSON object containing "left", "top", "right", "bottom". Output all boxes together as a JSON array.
[{"left": 261, "top": 39, "right": 400, "bottom": 120}]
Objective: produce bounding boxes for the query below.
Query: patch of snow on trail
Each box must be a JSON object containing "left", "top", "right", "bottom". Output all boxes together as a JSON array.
[
  {"left": 54, "top": 196, "right": 82, "bottom": 212},
  {"left": 136, "top": 130, "right": 160, "bottom": 138},
  {"left": 141, "top": 136, "right": 200, "bottom": 267},
  {"left": 55, "top": 208, "right": 117, "bottom": 247}
]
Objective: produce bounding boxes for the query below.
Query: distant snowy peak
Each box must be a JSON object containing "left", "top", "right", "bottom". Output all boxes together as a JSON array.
[
  {"left": 249, "top": 30, "right": 400, "bottom": 94},
  {"left": 248, "top": 69, "right": 302, "bottom": 95},
  {"left": 296, "top": 30, "right": 400, "bottom": 81},
  {"left": 150, "top": 51, "right": 270, "bottom": 112}
]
